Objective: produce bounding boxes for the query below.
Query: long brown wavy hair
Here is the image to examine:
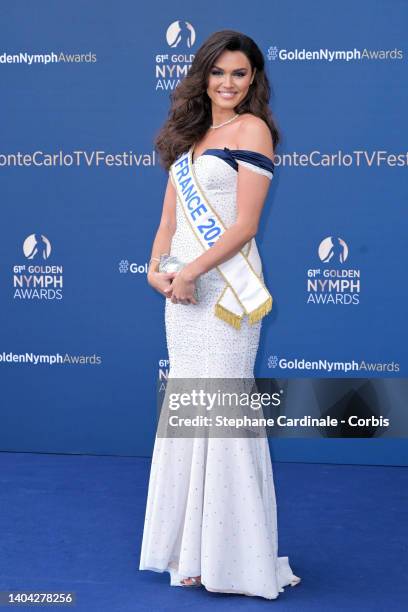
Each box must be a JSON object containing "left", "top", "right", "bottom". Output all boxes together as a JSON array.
[{"left": 154, "top": 29, "right": 281, "bottom": 170}]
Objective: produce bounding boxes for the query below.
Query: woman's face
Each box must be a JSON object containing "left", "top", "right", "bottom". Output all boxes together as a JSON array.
[{"left": 206, "top": 50, "right": 255, "bottom": 110}]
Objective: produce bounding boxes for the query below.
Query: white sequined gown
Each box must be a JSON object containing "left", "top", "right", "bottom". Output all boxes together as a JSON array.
[{"left": 139, "top": 147, "right": 300, "bottom": 599}]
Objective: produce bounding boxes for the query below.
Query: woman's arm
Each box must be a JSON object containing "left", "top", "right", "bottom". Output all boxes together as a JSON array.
[
  {"left": 147, "top": 175, "right": 178, "bottom": 296},
  {"left": 183, "top": 117, "right": 274, "bottom": 283}
]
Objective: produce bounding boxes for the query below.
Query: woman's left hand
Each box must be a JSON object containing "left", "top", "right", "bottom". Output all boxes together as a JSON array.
[{"left": 164, "top": 268, "right": 198, "bottom": 305}]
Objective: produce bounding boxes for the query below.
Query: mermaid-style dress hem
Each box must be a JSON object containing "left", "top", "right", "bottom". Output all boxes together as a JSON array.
[{"left": 139, "top": 555, "right": 300, "bottom": 599}]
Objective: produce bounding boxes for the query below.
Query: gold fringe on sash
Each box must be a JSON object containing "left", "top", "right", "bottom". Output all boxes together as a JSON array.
[
  {"left": 248, "top": 295, "right": 273, "bottom": 325},
  {"left": 214, "top": 303, "right": 244, "bottom": 330},
  {"left": 214, "top": 295, "right": 273, "bottom": 329}
]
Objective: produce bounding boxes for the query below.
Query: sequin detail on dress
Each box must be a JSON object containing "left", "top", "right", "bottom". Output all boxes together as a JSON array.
[{"left": 139, "top": 151, "right": 300, "bottom": 599}]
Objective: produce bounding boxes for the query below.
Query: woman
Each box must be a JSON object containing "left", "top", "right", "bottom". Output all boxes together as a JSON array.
[{"left": 139, "top": 29, "right": 301, "bottom": 600}]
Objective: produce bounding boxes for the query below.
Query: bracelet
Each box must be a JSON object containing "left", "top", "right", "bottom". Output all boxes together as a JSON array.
[
  {"left": 148, "top": 259, "right": 160, "bottom": 272},
  {"left": 148, "top": 253, "right": 169, "bottom": 269},
  {"left": 148, "top": 253, "right": 168, "bottom": 266}
]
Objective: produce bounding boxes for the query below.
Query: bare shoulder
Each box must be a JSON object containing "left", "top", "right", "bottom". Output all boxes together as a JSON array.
[{"left": 236, "top": 113, "right": 274, "bottom": 159}]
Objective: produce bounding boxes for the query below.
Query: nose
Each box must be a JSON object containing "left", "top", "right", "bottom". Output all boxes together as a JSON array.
[{"left": 222, "top": 74, "right": 233, "bottom": 87}]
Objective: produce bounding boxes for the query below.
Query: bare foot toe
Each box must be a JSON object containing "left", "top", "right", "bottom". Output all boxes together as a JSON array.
[{"left": 180, "top": 575, "right": 201, "bottom": 586}]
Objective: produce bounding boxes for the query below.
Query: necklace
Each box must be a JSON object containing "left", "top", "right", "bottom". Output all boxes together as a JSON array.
[{"left": 210, "top": 113, "right": 239, "bottom": 129}]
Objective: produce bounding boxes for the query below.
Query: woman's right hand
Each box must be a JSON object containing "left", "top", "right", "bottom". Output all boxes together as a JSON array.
[{"left": 147, "top": 270, "right": 176, "bottom": 298}]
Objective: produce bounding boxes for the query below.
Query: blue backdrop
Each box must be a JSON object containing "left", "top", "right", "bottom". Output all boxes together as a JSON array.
[{"left": 1, "top": 1, "right": 407, "bottom": 465}]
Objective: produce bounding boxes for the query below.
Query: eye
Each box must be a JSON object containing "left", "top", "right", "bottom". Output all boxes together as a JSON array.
[{"left": 210, "top": 69, "right": 247, "bottom": 77}]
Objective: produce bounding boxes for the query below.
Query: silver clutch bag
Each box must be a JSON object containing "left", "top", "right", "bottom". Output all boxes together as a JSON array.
[{"left": 159, "top": 254, "right": 200, "bottom": 301}]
